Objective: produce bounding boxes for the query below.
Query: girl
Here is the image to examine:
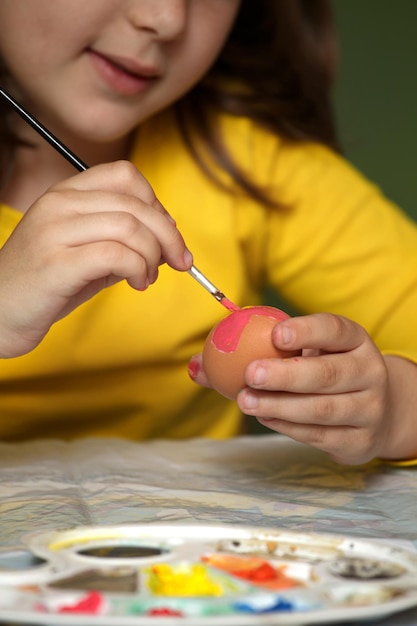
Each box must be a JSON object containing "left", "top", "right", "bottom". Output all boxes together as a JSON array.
[{"left": 0, "top": 0, "right": 417, "bottom": 466}]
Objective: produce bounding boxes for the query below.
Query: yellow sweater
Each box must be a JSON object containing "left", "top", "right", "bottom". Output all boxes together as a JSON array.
[{"left": 1, "top": 111, "right": 417, "bottom": 445}]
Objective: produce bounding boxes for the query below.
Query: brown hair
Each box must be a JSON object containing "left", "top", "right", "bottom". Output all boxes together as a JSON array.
[
  {"left": 1, "top": 0, "right": 339, "bottom": 203},
  {"left": 174, "top": 0, "right": 340, "bottom": 205}
]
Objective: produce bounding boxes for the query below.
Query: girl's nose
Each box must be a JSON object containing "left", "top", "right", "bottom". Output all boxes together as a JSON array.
[{"left": 126, "top": 0, "right": 186, "bottom": 40}]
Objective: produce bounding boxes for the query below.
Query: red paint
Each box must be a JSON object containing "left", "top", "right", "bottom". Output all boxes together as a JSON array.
[
  {"left": 228, "top": 561, "right": 277, "bottom": 582},
  {"left": 187, "top": 359, "right": 201, "bottom": 380},
  {"left": 57, "top": 591, "right": 103, "bottom": 614},
  {"left": 211, "top": 306, "right": 288, "bottom": 353},
  {"left": 147, "top": 607, "right": 184, "bottom": 616},
  {"left": 221, "top": 298, "right": 240, "bottom": 313}
]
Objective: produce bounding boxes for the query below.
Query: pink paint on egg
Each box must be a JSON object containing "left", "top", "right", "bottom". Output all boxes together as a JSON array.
[
  {"left": 202, "top": 305, "right": 300, "bottom": 399},
  {"left": 211, "top": 306, "right": 289, "bottom": 353}
]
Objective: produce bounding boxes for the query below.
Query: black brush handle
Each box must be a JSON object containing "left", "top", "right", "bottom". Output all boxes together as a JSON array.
[{"left": 0, "top": 87, "right": 88, "bottom": 172}]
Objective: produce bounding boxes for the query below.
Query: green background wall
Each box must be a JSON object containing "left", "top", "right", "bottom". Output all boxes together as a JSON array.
[{"left": 333, "top": 0, "right": 417, "bottom": 219}]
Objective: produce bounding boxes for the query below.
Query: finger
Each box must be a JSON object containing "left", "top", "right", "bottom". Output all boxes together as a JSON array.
[
  {"left": 137, "top": 207, "right": 193, "bottom": 271},
  {"left": 238, "top": 387, "right": 369, "bottom": 426},
  {"left": 57, "top": 241, "right": 153, "bottom": 292},
  {"left": 55, "top": 161, "right": 164, "bottom": 211},
  {"left": 44, "top": 188, "right": 193, "bottom": 272},
  {"left": 255, "top": 416, "right": 371, "bottom": 465},
  {"left": 244, "top": 351, "right": 373, "bottom": 395},
  {"left": 272, "top": 313, "right": 366, "bottom": 354},
  {"left": 56, "top": 161, "right": 178, "bottom": 228},
  {"left": 62, "top": 168, "right": 192, "bottom": 271},
  {"left": 50, "top": 207, "right": 164, "bottom": 282}
]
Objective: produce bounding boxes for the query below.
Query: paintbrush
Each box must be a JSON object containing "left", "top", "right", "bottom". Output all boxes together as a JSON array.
[{"left": 0, "top": 87, "right": 238, "bottom": 311}]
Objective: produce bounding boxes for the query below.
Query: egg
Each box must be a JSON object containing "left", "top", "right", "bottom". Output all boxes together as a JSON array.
[{"left": 202, "top": 305, "right": 300, "bottom": 400}]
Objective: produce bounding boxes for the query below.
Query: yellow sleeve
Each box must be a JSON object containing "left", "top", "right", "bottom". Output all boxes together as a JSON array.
[{"left": 259, "top": 139, "right": 417, "bottom": 366}]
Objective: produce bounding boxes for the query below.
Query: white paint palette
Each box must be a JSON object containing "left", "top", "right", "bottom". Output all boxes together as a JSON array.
[{"left": 0, "top": 524, "right": 416, "bottom": 624}]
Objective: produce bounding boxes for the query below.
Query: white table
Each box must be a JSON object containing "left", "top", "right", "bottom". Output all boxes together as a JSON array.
[{"left": 0, "top": 434, "right": 417, "bottom": 624}]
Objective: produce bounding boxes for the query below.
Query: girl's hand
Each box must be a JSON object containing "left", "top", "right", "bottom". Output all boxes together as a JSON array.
[
  {"left": 190, "top": 313, "right": 393, "bottom": 465},
  {"left": 0, "top": 161, "right": 192, "bottom": 358},
  {"left": 239, "top": 313, "right": 393, "bottom": 465}
]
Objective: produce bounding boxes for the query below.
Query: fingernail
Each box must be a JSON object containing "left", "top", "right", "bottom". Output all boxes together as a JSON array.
[
  {"left": 241, "top": 391, "right": 259, "bottom": 410},
  {"left": 150, "top": 269, "right": 159, "bottom": 285},
  {"left": 280, "top": 324, "right": 294, "bottom": 345},
  {"left": 188, "top": 359, "right": 201, "bottom": 380},
  {"left": 137, "top": 278, "right": 150, "bottom": 292},
  {"left": 252, "top": 365, "right": 267, "bottom": 385},
  {"left": 183, "top": 249, "right": 193, "bottom": 266}
]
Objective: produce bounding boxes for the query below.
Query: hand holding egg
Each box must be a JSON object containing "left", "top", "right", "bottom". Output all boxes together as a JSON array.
[
  {"left": 192, "top": 308, "right": 398, "bottom": 465},
  {"left": 202, "top": 306, "right": 301, "bottom": 399}
]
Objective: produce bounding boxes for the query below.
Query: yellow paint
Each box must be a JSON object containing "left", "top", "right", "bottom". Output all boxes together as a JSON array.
[{"left": 147, "top": 563, "right": 223, "bottom": 597}]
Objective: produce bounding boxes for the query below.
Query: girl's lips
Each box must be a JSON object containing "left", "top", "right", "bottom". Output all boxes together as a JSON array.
[{"left": 87, "top": 49, "right": 158, "bottom": 96}]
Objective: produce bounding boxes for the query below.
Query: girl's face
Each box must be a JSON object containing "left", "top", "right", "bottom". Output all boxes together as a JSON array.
[{"left": 0, "top": 0, "right": 240, "bottom": 143}]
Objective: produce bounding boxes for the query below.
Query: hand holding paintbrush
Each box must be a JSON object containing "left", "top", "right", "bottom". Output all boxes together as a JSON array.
[
  {"left": 0, "top": 88, "right": 235, "bottom": 310},
  {"left": 0, "top": 159, "right": 194, "bottom": 357},
  {"left": 0, "top": 88, "right": 237, "bottom": 358}
]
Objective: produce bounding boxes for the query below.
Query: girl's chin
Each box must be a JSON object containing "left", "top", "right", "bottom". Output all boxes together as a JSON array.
[{"left": 46, "top": 107, "right": 142, "bottom": 145}]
